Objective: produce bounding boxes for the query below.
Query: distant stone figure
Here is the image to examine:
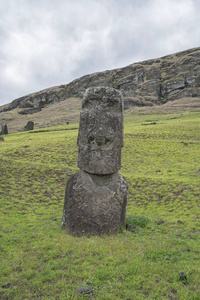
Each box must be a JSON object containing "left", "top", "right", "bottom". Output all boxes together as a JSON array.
[
  {"left": 62, "top": 87, "right": 128, "bottom": 236},
  {"left": 0, "top": 136, "right": 4, "bottom": 141},
  {"left": 24, "top": 121, "right": 34, "bottom": 131},
  {"left": 1, "top": 124, "right": 8, "bottom": 135}
]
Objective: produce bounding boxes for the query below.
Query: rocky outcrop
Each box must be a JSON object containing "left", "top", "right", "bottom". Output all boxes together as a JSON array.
[
  {"left": 1, "top": 87, "right": 62, "bottom": 114},
  {"left": 1, "top": 47, "right": 200, "bottom": 114}
]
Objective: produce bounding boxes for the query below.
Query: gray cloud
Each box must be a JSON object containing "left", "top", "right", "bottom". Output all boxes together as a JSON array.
[{"left": 0, "top": 0, "right": 200, "bottom": 105}]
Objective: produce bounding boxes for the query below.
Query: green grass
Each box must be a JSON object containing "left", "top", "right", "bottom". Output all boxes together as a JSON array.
[{"left": 0, "top": 111, "right": 200, "bottom": 299}]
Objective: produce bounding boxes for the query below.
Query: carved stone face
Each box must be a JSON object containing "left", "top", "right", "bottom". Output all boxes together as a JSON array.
[{"left": 78, "top": 87, "right": 124, "bottom": 175}]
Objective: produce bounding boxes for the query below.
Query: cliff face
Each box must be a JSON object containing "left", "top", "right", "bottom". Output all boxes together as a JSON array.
[{"left": 1, "top": 47, "right": 200, "bottom": 114}]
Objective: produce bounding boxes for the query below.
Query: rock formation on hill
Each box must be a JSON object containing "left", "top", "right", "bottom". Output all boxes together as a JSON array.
[{"left": 1, "top": 47, "right": 200, "bottom": 114}]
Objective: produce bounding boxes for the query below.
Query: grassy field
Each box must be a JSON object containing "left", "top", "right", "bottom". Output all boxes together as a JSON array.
[{"left": 0, "top": 111, "right": 200, "bottom": 299}]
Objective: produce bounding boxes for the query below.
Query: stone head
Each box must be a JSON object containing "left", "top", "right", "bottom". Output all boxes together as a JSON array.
[{"left": 78, "top": 87, "right": 124, "bottom": 175}]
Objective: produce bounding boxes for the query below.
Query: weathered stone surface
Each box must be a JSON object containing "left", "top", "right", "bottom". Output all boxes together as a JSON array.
[
  {"left": 78, "top": 87, "right": 124, "bottom": 175},
  {"left": 186, "top": 71, "right": 200, "bottom": 87},
  {"left": 1, "top": 124, "right": 8, "bottom": 134},
  {"left": 19, "top": 108, "right": 41, "bottom": 115},
  {"left": 18, "top": 91, "right": 60, "bottom": 109},
  {"left": 62, "top": 86, "right": 128, "bottom": 236},
  {"left": 0, "top": 87, "right": 62, "bottom": 114},
  {"left": 76, "top": 286, "right": 95, "bottom": 294},
  {"left": 24, "top": 121, "right": 34, "bottom": 131},
  {"left": 62, "top": 170, "right": 128, "bottom": 236},
  {"left": 161, "top": 79, "right": 185, "bottom": 98},
  {"left": 166, "top": 87, "right": 200, "bottom": 101}
]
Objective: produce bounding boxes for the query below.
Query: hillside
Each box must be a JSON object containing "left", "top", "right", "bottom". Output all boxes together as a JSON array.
[
  {"left": 1, "top": 112, "right": 200, "bottom": 299},
  {"left": 1, "top": 47, "right": 200, "bottom": 133}
]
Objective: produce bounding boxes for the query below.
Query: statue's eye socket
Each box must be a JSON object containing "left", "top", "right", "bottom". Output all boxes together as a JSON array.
[
  {"left": 88, "top": 135, "right": 95, "bottom": 143},
  {"left": 105, "top": 137, "right": 111, "bottom": 144}
]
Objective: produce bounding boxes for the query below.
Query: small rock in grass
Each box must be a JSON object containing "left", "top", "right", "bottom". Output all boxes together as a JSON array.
[
  {"left": 0, "top": 137, "right": 4, "bottom": 142},
  {"left": 182, "top": 248, "right": 190, "bottom": 252},
  {"left": 179, "top": 272, "right": 187, "bottom": 284},
  {"left": 126, "top": 223, "right": 136, "bottom": 231},
  {"left": 167, "top": 289, "right": 177, "bottom": 299},
  {"left": 176, "top": 234, "right": 182, "bottom": 238},
  {"left": 156, "top": 220, "right": 165, "bottom": 225},
  {"left": 76, "top": 286, "right": 94, "bottom": 294},
  {"left": 2, "top": 283, "right": 11, "bottom": 289},
  {"left": 177, "top": 220, "right": 184, "bottom": 224}
]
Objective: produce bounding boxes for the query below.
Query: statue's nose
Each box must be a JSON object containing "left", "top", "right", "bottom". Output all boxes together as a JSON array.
[
  {"left": 96, "top": 136, "right": 105, "bottom": 146},
  {"left": 95, "top": 127, "right": 105, "bottom": 146}
]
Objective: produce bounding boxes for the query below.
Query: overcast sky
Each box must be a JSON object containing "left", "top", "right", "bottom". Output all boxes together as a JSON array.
[{"left": 0, "top": 0, "right": 199, "bottom": 106}]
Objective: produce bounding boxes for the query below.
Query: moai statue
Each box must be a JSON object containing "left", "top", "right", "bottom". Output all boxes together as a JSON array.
[
  {"left": 62, "top": 87, "right": 128, "bottom": 236},
  {"left": 24, "top": 121, "right": 34, "bottom": 131},
  {"left": 1, "top": 124, "right": 8, "bottom": 135}
]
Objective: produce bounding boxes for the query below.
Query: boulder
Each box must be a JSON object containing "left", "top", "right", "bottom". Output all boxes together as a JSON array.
[
  {"left": 24, "top": 121, "right": 34, "bottom": 131},
  {"left": 161, "top": 79, "right": 185, "bottom": 97}
]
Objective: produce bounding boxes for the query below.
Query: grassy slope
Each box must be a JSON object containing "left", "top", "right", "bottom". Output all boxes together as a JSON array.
[
  {"left": 0, "top": 97, "right": 82, "bottom": 133},
  {"left": 0, "top": 112, "right": 200, "bottom": 299},
  {"left": 1, "top": 96, "right": 200, "bottom": 134}
]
